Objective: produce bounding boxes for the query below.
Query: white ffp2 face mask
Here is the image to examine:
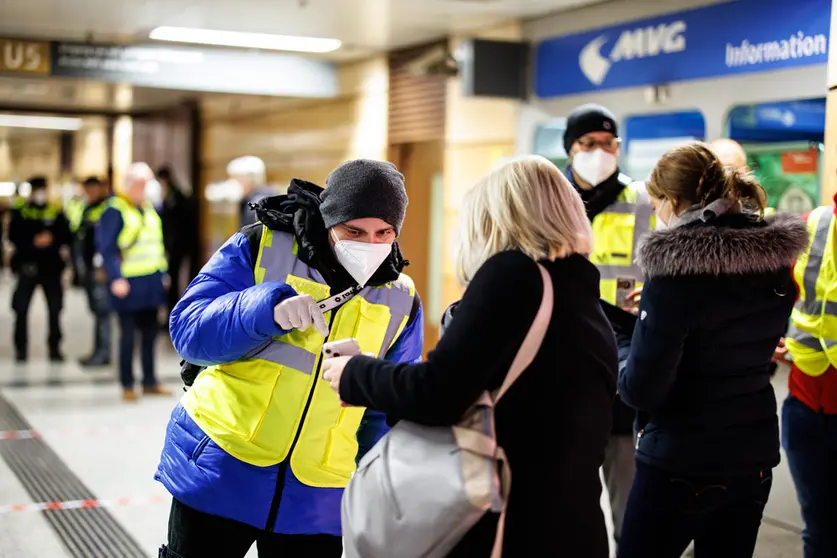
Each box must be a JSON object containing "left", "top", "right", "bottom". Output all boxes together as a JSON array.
[
  {"left": 31, "top": 191, "right": 47, "bottom": 205},
  {"left": 332, "top": 232, "right": 393, "bottom": 287},
  {"left": 572, "top": 148, "right": 618, "bottom": 187},
  {"left": 655, "top": 199, "right": 672, "bottom": 230}
]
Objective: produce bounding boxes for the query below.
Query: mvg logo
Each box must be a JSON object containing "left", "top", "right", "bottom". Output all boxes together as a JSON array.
[{"left": 579, "top": 21, "right": 687, "bottom": 85}]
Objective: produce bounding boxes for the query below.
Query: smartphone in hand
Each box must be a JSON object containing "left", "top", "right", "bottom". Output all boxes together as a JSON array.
[
  {"left": 322, "top": 338, "right": 362, "bottom": 359},
  {"left": 616, "top": 277, "right": 637, "bottom": 311}
]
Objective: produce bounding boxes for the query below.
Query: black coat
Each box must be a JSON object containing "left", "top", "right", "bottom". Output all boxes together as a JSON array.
[
  {"left": 8, "top": 203, "right": 71, "bottom": 276},
  {"left": 341, "top": 250, "right": 617, "bottom": 557},
  {"left": 620, "top": 212, "right": 808, "bottom": 476}
]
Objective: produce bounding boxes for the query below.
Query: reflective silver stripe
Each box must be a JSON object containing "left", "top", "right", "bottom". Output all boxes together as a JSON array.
[
  {"left": 800, "top": 299, "right": 837, "bottom": 316},
  {"left": 599, "top": 265, "right": 642, "bottom": 281},
  {"left": 800, "top": 209, "right": 832, "bottom": 307},
  {"left": 259, "top": 230, "right": 324, "bottom": 284},
  {"left": 362, "top": 281, "right": 415, "bottom": 357},
  {"left": 254, "top": 340, "right": 318, "bottom": 374},
  {"left": 787, "top": 324, "right": 837, "bottom": 350},
  {"left": 606, "top": 202, "right": 636, "bottom": 215}
]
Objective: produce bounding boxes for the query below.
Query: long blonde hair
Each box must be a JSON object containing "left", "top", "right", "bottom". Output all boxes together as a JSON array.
[{"left": 456, "top": 155, "right": 593, "bottom": 284}]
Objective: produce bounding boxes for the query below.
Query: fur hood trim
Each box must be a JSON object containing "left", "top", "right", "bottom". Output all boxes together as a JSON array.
[{"left": 637, "top": 213, "right": 809, "bottom": 278}]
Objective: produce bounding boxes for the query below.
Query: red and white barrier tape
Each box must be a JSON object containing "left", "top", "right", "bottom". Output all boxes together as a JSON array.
[{"left": 0, "top": 495, "right": 166, "bottom": 514}]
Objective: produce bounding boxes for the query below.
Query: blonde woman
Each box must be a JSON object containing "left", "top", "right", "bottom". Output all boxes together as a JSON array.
[{"left": 322, "top": 155, "right": 618, "bottom": 557}]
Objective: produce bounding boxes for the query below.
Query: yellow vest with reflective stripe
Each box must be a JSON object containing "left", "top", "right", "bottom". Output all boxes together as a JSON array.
[
  {"left": 786, "top": 205, "right": 837, "bottom": 376},
  {"left": 65, "top": 196, "right": 86, "bottom": 233},
  {"left": 590, "top": 178, "right": 656, "bottom": 305},
  {"left": 17, "top": 200, "right": 62, "bottom": 222},
  {"left": 109, "top": 197, "right": 167, "bottom": 278},
  {"left": 181, "top": 228, "right": 416, "bottom": 488}
]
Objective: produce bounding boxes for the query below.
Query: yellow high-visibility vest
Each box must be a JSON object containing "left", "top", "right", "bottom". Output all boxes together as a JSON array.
[
  {"left": 108, "top": 197, "right": 167, "bottom": 278},
  {"left": 182, "top": 228, "right": 416, "bottom": 488},
  {"left": 77, "top": 199, "right": 110, "bottom": 241},
  {"left": 786, "top": 205, "right": 837, "bottom": 376},
  {"left": 65, "top": 196, "right": 86, "bottom": 233},
  {"left": 16, "top": 199, "right": 62, "bottom": 222},
  {"left": 590, "top": 176, "right": 656, "bottom": 305}
]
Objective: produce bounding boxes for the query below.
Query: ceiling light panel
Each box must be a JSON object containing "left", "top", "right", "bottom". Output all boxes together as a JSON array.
[
  {"left": 0, "top": 114, "right": 83, "bottom": 131},
  {"left": 149, "top": 26, "right": 341, "bottom": 53}
]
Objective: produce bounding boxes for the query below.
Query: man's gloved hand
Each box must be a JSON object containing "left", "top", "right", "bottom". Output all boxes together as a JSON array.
[{"left": 274, "top": 294, "right": 329, "bottom": 336}]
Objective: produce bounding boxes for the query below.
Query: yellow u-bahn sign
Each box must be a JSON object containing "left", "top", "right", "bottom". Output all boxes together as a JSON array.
[{"left": 0, "top": 38, "right": 50, "bottom": 75}]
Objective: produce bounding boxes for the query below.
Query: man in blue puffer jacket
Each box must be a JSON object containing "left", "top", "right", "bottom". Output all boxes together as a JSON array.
[{"left": 155, "top": 160, "right": 424, "bottom": 557}]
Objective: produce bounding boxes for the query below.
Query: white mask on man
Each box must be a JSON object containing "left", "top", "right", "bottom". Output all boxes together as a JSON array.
[
  {"left": 332, "top": 231, "right": 393, "bottom": 287},
  {"left": 572, "top": 148, "right": 618, "bottom": 187},
  {"left": 31, "top": 190, "right": 47, "bottom": 205}
]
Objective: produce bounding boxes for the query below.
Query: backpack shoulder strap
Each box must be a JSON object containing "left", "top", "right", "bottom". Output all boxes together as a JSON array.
[{"left": 494, "top": 262, "right": 554, "bottom": 403}]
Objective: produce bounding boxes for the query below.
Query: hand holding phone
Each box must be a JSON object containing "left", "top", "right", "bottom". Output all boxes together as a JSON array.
[{"left": 322, "top": 338, "right": 362, "bottom": 359}]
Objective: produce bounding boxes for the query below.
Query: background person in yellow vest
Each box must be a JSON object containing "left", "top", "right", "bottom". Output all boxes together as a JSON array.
[
  {"left": 8, "top": 176, "right": 72, "bottom": 362},
  {"left": 563, "top": 104, "right": 653, "bottom": 549},
  {"left": 779, "top": 193, "right": 837, "bottom": 558},
  {"left": 155, "top": 160, "right": 424, "bottom": 558},
  {"left": 77, "top": 177, "right": 113, "bottom": 367},
  {"left": 65, "top": 182, "right": 87, "bottom": 287},
  {"left": 96, "top": 163, "right": 171, "bottom": 401}
]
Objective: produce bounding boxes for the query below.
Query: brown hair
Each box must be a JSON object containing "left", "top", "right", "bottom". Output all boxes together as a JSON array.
[{"left": 647, "top": 142, "right": 766, "bottom": 214}]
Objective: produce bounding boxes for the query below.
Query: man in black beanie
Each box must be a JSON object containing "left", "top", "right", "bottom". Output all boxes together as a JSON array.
[
  {"left": 157, "top": 159, "right": 424, "bottom": 558},
  {"left": 563, "top": 103, "right": 655, "bottom": 549}
]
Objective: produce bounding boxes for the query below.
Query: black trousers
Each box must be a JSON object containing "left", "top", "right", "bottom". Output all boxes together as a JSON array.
[
  {"left": 12, "top": 272, "right": 63, "bottom": 357},
  {"left": 617, "top": 460, "right": 772, "bottom": 558},
  {"left": 161, "top": 498, "right": 343, "bottom": 558},
  {"left": 85, "top": 275, "right": 111, "bottom": 358},
  {"left": 117, "top": 309, "right": 159, "bottom": 388}
]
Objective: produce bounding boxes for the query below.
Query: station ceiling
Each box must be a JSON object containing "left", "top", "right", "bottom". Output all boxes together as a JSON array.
[
  {"left": 0, "top": 0, "right": 605, "bottom": 113},
  {"left": 0, "top": 0, "right": 603, "bottom": 60}
]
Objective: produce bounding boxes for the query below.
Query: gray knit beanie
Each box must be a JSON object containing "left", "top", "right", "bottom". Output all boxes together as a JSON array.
[{"left": 320, "top": 159, "right": 408, "bottom": 233}]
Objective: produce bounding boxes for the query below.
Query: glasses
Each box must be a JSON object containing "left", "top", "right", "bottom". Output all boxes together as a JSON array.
[{"left": 576, "top": 137, "right": 622, "bottom": 153}]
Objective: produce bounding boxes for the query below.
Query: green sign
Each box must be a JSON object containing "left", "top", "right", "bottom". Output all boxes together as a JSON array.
[{"left": 747, "top": 146, "right": 820, "bottom": 214}]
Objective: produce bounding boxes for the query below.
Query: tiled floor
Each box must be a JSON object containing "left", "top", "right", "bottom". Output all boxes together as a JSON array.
[{"left": 0, "top": 274, "right": 804, "bottom": 557}]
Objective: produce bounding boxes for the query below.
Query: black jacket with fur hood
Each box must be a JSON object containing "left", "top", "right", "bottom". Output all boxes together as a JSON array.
[{"left": 619, "top": 211, "right": 808, "bottom": 476}]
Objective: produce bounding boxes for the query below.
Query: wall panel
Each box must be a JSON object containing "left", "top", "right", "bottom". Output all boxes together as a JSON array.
[{"left": 199, "top": 56, "right": 389, "bottom": 261}]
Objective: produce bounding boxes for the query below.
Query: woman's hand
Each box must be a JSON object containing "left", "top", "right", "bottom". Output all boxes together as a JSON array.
[
  {"left": 772, "top": 338, "right": 789, "bottom": 365},
  {"left": 322, "top": 355, "right": 351, "bottom": 393},
  {"left": 626, "top": 287, "right": 643, "bottom": 316}
]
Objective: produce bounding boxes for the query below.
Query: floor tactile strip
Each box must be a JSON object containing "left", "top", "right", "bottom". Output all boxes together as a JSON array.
[{"left": 0, "top": 391, "right": 149, "bottom": 558}]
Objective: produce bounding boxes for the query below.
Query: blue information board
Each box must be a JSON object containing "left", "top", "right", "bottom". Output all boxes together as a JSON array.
[{"left": 535, "top": 0, "right": 831, "bottom": 98}]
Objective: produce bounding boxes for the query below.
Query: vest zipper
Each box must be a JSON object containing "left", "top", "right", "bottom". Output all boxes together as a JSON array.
[{"left": 264, "top": 310, "right": 338, "bottom": 532}]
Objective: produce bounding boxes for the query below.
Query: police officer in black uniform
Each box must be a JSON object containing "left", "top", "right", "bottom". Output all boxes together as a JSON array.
[
  {"left": 77, "top": 177, "right": 113, "bottom": 367},
  {"left": 9, "top": 177, "right": 72, "bottom": 362}
]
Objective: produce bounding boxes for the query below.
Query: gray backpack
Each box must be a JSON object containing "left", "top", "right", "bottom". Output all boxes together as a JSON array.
[{"left": 341, "top": 264, "right": 553, "bottom": 557}]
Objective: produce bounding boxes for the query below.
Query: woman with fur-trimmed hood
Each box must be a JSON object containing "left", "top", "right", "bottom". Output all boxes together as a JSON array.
[{"left": 616, "top": 142, "right": 809, "bottom": 558}]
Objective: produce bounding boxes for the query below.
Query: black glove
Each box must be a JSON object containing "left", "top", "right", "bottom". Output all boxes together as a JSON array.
[{"left": 180, "top": 360, "right": 204, "bottom": 391}]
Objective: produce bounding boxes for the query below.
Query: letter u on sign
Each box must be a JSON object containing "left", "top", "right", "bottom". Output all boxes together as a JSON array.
[{"left": 0, "top": 39, "right": 50, "bottom": 75}]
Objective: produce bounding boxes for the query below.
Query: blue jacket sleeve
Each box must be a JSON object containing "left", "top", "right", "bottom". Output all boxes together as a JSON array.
[
  {"left": 620, "top": 277, "right": 691, "bottom": 411},
  {"left": 356, "top": 295, "right": 425, "bottom": 457},
  {"left": 96, "top": 207, "right": 124, "bottom": 280},
  {"left": 169, "top": 232, "right": 298, "bottom": 366}
]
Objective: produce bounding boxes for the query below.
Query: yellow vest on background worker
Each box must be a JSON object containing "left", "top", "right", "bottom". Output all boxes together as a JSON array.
[
  {"left": 65, "top": 196, "right": 86, "bottom": 234},
  {"left": 590, "top": 174, "right": 656, "bottom": 305},
  {"left": 108, "top": 196, "right": 167, "bottom": 278},
  {"left": 182, "top": 228, "right": 415, "bottom": 488},
  {"left": 786, "top": 205, "right": 837, "bottom": 376}
]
